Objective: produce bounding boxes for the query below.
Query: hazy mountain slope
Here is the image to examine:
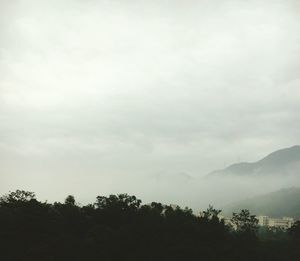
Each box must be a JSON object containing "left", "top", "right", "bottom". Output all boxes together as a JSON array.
[
  {"left": 223, "top": 187, "right": 300, "bottom": 218},
  {"left": 208, "top": 145, "right": 300, "bottom": 177}
]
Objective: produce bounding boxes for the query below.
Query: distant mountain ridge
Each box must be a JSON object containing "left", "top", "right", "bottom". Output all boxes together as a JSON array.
[
  {"left": 208, "top": 145, "right": 300, "bottom": 177},
  {"left": 223, "top": 187, "right": 300, "bottom": 219}
]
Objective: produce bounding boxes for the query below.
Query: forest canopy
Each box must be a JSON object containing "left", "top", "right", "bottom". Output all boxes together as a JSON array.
[{"left": 0, "top": 190, "right": 299, "bottom": 261}]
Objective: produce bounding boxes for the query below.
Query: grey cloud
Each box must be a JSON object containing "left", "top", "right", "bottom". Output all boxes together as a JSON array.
[{"left": 1, "top": 0, "right": 300, "bottom": 207}]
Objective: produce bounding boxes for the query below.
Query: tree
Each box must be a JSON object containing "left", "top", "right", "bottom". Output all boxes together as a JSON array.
[
  {"left": 202, "top": 205, "right": 222, "bottom": 219},
  {"left": 231, "top": 209, "right": 258, "bottom": 233},
  {"left": 95, "top": 194, "right": 141, "bottom": 211},
  {"left": 65, "top": 195, "right": 76, "bottom": 206},
  {"left": 288, "top": 220, "right": 300, "bottom": 242},
  {"left": 0, "top": 190, "right": 36, "bottom": 204}
]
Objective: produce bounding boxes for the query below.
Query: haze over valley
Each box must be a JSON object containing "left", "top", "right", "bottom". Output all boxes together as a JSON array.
[
  {"left": 2, "top": 2, "right": 300, "bottom": 260},
  {"left": 1, "top": 0, "right": 300, "bottom": 216}
]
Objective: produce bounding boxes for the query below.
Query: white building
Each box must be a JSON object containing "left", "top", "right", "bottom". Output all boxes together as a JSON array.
[
  {"left": 217, "top": 214, "right": 295, "bottom": 230},
  {"left": 257, "top": 216, "right": 269, "bottom": 226},
  {"left": 257, "top": 215, "right": 294, "bottom": 229}
]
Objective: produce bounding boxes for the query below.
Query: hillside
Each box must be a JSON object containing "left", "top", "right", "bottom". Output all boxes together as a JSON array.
[
  {"left": 223, "top": 187, "right": 300, "bottom": 219},
  {"left": 208, "top": 145, "right": 300, "bottom": 177}
]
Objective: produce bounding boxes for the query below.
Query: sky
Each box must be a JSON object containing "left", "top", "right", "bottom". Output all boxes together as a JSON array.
[{"left": 1, "top": 0, "right": 300, "bottom": 207}]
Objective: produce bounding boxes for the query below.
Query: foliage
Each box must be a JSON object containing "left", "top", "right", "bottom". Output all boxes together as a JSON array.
[
  {"left": 288, "top": 220, "right": 300, "bottom": 242},
  {"left": 0, "top": 190, "right": 298, "bottom": 261},
  {"left": 231, "top": 209, "right": 258, "bottom": 232},
  {"left": 0, "top": 189, "right": 36, "bottom": 204},
  {"left": 64, "top": 195, "right": 76, "bottom": 206},
  {"left": 202, "top": 204, "right": 222, "bottom": 219}
]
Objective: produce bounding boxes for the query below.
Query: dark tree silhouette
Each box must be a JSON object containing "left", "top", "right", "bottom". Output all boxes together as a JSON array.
[
  {"left": 202, "top": 204, "right": 222, "bottom": 219},
  {"left": 64, "top": 195, "right": 76, "bottom": 205},
  {"left": 289, "top": 220, "right": 300, "bottom": 242},
  {"left": 231, "top": 209, "right": 258, "bottom": 232},
  {"left": 0, "top": 190, "right": 299, "bottom": 261},
  {"left": 0, "top": 189, "right": 36, "bottom": 204}
]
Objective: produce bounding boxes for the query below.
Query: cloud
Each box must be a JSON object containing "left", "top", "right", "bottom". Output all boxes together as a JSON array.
[{"left": 1, "top": 0, "right": 300, "bottom": 206}]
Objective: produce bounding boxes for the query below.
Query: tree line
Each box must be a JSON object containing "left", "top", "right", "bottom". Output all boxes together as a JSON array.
[{"left": 0, "top": 190, "right": 300, "bottom": 261}]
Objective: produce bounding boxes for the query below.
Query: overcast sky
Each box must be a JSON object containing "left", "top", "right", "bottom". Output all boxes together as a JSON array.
[{"left": 1, "top": 0, "right": 300, "bottom": 205}]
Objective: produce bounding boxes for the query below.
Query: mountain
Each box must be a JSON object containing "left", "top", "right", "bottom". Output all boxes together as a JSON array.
[
  {"left": 208, "top": 145, "right": 300, "bottom": 177},
  {"left": 223, "top": 187, "right": 300, "bottom": 219}
]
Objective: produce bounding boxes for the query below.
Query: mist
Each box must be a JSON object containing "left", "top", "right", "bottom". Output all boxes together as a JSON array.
[{"left": 1, "top": 0, "right": 300, "bottom": 210}]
